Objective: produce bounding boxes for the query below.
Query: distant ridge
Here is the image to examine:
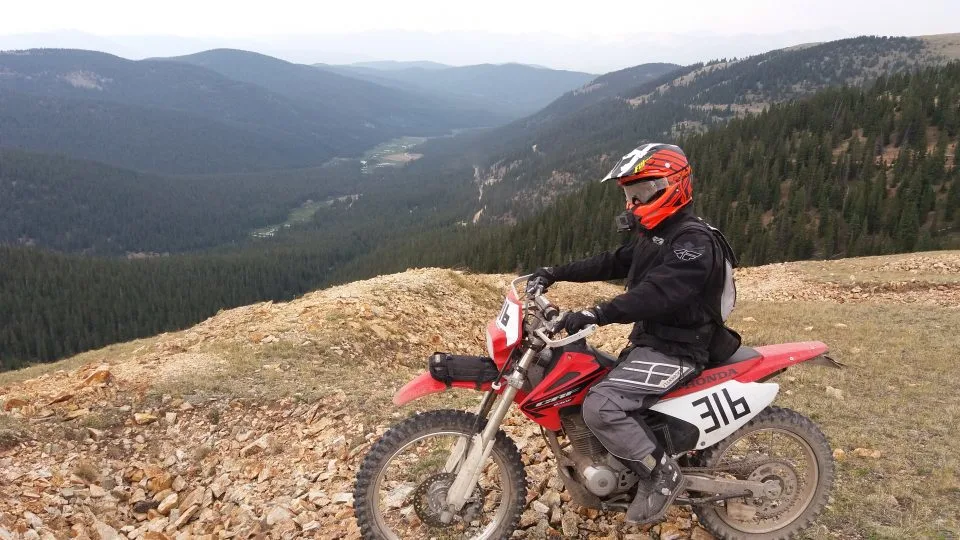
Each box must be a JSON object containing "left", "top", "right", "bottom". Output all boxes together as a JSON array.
[
  {"left": 347, "top": 60, "right": 451, "bottom": 70},
  {"left": 320, "top": 61, "right": 598, "bottom": 117}
]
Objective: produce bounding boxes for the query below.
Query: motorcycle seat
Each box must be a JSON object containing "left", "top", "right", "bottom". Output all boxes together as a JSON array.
[
  {"left": 584, "top": 344, "right": 619, "bottom": 369},
  {"left": 714, "top": 346, "right": 763, "bottom": 367}
]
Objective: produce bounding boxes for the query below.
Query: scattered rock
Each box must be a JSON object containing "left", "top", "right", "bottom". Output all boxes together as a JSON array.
[
  {"left": 173, "top": 505, "right": 200, "bottom": 529},
  {"left": 690, "top": 526, "right": 716, "bottom": 540},
  {"left": 23, "top": 511, "right": 43, "bottom": 529},
  {"left": 531, "top": 500, "right": 550, "bottom": 514},
  {"left": 64, "top": 408, "right": 90, "bottom": 420},
  {"left": 92, "top": 520, "right": 121, "bottom": 540},
  {"left": 659, "top": 522, "right": 686, "bottom": 540},
  {"left": 854, "top": 447, "right": 882, "bottom": 459},
  {"left": 171, "top": 475, "right": 185, "bottom": 492},
  {"left": 266, "top": 505, "right": 293, "bottom": 526},
  {"left": 826, "top": 386, "right": 843, "bottom": 400},
  {"left": 157, "top": 493, "right": 178, "bottom": 515},
  {"left": 519, "top": 510, "right": 540, "bottom": 528},
  {"left": 332, "top": 492, "right": 354, "bottom": 505},
  {"left": 240, "top": 434, "right": 273, "bottom": 457},
  {"left": 134, "top": 412, "right": 158, "bottom": 425},
  {"left": 47, "top": 392, "right": 74, "bottom": 405},
  {"left": 560, "top": 510, "right": 580, "bottom": 537},
  {"left": 81, "top": 366, "right": 114, "bottom": 386},
  {"left": 384, "top": 483, "right": 415, "bottom": 508},
  {"left": 833, "top": 448, "right": 846, "bottom": 460}
]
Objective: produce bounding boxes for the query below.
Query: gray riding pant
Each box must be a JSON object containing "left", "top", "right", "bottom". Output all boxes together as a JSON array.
[{"left": 581, "top": 346, "right": 696, "bottom": 463}]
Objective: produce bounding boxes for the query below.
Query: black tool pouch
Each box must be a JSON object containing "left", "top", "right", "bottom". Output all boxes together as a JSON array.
[{"left": 428, "top": 353, "right": 500, "bottom": 389}]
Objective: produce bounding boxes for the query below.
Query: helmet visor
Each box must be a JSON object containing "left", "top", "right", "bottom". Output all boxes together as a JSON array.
[{"left": 623, "top": 177, "right": 670, "bottom": 205}]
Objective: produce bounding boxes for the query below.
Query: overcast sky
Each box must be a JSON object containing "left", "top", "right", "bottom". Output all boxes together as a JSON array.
[{"left": 2, "top": 0, "right": 958, "bottom": 72}]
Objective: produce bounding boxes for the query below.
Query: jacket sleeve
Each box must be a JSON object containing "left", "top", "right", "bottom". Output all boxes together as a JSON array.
[
  {"left": 549, "top": 238, "right": 636, "bottom": 283},
  {"left": 596, "top": 229, "right": 714, "bottom": 324}
]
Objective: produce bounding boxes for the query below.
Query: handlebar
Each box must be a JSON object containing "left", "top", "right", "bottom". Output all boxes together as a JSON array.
[{"left": 511, "top": 274, "right": 597, "bottom": 348}]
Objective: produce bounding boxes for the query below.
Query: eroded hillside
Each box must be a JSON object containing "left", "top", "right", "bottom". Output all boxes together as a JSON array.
[{"left": 1, "top": 252, "right": 959, "bottom": 539}]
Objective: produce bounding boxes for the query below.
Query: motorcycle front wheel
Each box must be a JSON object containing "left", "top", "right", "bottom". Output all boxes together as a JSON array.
[{"left": 353, "top": 409, "right": 527, "bottom": 540}]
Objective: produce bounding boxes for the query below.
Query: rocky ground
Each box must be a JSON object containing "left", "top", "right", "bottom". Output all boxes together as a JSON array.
[{"left": 1, "top": 252, "right": 958, "bottom": 539}]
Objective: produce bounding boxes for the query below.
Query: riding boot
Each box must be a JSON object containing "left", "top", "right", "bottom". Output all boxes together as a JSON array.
[{"left": 624, "top": 453, "right": 685, "bottom": 524}]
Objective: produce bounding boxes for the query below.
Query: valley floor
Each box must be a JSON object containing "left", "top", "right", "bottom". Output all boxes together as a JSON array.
[{"left": 1, "top": 252, "right": 958, "bottom": 539}]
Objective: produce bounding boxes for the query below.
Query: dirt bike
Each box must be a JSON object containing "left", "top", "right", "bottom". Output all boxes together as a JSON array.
[{"left": 354, "top": 276, "right": 841, "bottom": 539}]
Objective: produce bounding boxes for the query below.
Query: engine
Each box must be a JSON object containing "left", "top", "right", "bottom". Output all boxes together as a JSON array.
[{"left": 560, "top": 410, "right": 638, "bottom": 497}]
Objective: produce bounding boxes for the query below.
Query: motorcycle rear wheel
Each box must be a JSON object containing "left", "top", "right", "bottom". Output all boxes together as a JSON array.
[
  {"left": 353, "top": 409, "right": 527, "bottom": 540},
  {"left": 695, "top": 406, "right": 835, "bottom": 540}
]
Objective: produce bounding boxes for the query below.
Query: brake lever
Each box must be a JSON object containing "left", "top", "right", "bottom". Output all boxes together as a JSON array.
[
  {"left": 535, "top": 324, "right": 597, "bottom": 348},
  {"left": 541, "top": 310, "right": 566, "bottom": 334}
]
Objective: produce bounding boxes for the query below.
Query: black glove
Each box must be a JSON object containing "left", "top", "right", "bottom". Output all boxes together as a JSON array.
[
  {"left": 525, "top": 267, "right": 557, "bottom": 295},
  {"left": 560, "top": 308, "right": 600, "bottom": 335}
]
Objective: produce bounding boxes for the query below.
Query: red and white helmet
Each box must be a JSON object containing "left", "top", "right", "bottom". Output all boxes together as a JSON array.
[{"left": 602, "top": 142, "right": 693, "bottom": 230}]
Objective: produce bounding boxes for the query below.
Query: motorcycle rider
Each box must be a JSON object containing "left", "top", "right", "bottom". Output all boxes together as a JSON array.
[{"left": 526, "top": 142, "right": 735, "bottom": 525}]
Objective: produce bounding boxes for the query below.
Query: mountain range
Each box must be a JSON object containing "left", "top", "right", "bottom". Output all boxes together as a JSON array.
[{"left": 0, "top": 48, "right": 592, "bottom": 173}]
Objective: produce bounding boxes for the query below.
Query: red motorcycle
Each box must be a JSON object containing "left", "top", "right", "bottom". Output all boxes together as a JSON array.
[{"left": 354, "top": 276, "right": 840, "bottom": 539}]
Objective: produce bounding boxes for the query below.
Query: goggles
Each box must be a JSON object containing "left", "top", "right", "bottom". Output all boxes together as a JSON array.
[{"left": 622, "top": 177, "right": 670, "bottom": 205}]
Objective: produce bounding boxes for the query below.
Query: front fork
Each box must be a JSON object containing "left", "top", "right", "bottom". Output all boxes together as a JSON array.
[{"left": 440, "top": 348, "right": 537, "bottom": 520}]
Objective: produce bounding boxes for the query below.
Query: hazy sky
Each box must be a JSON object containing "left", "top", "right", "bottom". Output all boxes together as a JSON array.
[{"left": 2, "top": 0, "right": 958, "bottom": 72}]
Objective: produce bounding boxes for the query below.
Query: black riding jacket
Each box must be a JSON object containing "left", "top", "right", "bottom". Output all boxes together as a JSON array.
[{"left": 549, "top": 209, "right": 720, "bottom": 365}]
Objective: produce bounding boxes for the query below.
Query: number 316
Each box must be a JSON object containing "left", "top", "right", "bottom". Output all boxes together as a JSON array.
[{"left": 692, "top": 389, "right": 751, "bottom": 433}]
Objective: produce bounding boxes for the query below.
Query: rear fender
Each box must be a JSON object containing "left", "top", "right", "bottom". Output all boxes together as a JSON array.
[
  {"left": 735, "top": 341, "right": 830, "bottom": 383},
  {"left": 393, "top": 372, "right": 493, "bottom": 406}
]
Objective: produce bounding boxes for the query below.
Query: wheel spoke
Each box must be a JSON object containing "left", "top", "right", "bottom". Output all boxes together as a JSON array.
[{"left": 354, "top": 411, "right": 524, "bottom": 540}]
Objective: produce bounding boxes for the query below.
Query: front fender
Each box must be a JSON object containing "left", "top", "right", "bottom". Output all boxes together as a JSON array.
[{"left": 393, "top": 372, "right": 493, "bottom": 406}]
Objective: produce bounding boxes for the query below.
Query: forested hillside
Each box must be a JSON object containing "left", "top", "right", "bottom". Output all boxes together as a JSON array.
[
  {"left": 0, "top": 144, "right": 479, "bottom": 366},
  {"left": 464, "top": 36, "right": 957, "bottom": 223},
  {"left": 328, "top": 63, "right": 960, "bottom": 277},
  {"left": 0, "top": 149, "right": 362, "bottom": 253}
]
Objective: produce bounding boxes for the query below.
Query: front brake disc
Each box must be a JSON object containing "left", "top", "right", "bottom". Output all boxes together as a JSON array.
[
  {"left": 410, "top": 473, "right": 486, "bottom": 528},
  {"left": 412, "top": 473, "right": 457, "bottom": 528}
]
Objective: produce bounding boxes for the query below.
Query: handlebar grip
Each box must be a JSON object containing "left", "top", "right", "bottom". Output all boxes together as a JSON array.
[{"left": 534, "top": 295, "right": 560, "bottom": 321}]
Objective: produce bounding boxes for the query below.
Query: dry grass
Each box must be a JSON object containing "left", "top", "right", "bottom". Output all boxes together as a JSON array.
[
  {"left": 0, "top": 414, "right": 27, "bottom": 450},
  {"left": 784, "top": 251, "right": 960, "bottom": 286},
  {"left": 920, "top": 33, "right": 960, "bottom": 62},
  {"left": 733, "top": 300, "right": 960, "bottom": 538}
]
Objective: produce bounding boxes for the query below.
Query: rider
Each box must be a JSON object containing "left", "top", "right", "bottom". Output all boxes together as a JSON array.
[{"left": 526, "top": 142, "right": 734, "bottom": 525}]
